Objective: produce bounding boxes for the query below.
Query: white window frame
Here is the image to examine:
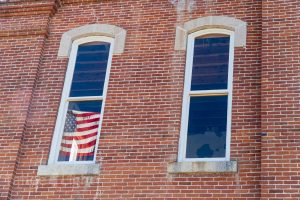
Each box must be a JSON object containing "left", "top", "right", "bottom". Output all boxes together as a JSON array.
[
  {"left": 48, "top": 36, "right": 114, "bottom": 165},
  {"left": 178, "top": 28, "right": 235, "bottom": 162}
]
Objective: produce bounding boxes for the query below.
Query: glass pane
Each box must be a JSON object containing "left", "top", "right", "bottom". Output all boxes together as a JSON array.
[
  {"left": 69, "top": 41, "right": 110, "bottom": 97},
  {"left": 191, "top": 36, "right": 230, "bottom": 90},
  {"left": 186, "top": 96, "right": 227, "bottom": 158},
  {"left": 58, "top": 101, "right": 102, "bottom": 162}
]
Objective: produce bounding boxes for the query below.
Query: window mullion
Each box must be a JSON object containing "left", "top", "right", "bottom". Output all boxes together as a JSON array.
[
  {"left": 189, "top": 89, "right": 228, "bottom": 97},
  {"left": 66, "top": 96, "right": 103, "bottom": 102}
]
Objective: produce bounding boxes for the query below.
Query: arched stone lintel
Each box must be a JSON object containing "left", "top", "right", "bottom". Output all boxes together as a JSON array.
[
  {"left": 175, "top": 16, "right": 247, "bottom": 50},
  {"left": 58, "top": 24, "right": 126, "bottom": 58}
]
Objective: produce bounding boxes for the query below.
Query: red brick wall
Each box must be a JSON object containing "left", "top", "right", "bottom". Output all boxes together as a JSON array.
[
  {"left": 0, "top": 1, "right": 56, "bottom": 199},
  {"left": 0, "top": 0, "right": 265, "bottom": 199},
  {"left": 261, "top": 0, "right": 300, "bottom": 199},
  {"left": 0, "top": 35, "right": 47, "bottom": 199}
]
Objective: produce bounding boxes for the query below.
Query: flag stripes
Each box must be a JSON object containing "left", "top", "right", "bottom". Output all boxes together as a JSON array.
[{"left": 59, "top": 110, "right": 100, "bottom": 160}]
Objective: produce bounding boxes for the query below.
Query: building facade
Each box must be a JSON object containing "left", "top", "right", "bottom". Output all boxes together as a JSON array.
[{"left": 0, "top": 0, "right": 299, "bottom": 199}]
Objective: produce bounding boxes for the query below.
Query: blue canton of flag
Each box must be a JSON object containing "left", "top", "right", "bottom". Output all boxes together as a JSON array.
[{"left": 64, "top": 112, "right": 76, "bottom": 132}]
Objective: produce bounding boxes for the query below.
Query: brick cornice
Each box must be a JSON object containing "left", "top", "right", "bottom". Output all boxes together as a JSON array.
[
  {"left": 0, "top": 0, "right": 61, "bottom": 17},
  {"left": 0, "top": 28, "right": 48, "bottom": 38},
  {"left": 0, "top": 0, "right": 61, "bottom": 37},
  {"left": 61, "top": 0, "right": 99, "bottom": 4}
]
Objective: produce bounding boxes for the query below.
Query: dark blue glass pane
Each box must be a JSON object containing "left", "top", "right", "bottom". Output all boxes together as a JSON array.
[
  {"left": 69, "top": 41, "right": 110, "bottom": 97},
  {"left": 191, "top": 36, "right": 230, "bottom": 91},
  {"left": 67, "top": 101, "right": 102, "bottom": 113},
  {"left": 58, "top": 100, "right": 102, "bottom": 162},
  {"left": 186, "top": 96, "right": 227, "bottom": 158}
]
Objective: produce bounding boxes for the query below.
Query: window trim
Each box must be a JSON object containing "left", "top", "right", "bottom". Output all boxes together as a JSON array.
[
  {"left": 58, "top": 24, "right": 126, "bottom": 57},
  {"left": 48, "top": 36, "right": 114, "bottom": 165},
  {"left": 174, "top": 16, "right": 247, "bottom": 50},
  {"left": 178, "top": 28, "right": 235, "bottom": 162}
]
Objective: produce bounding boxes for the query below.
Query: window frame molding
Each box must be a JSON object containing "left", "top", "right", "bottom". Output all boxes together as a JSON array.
[
  {"left": 48, "top": 35, "right": 114, "bottom": 165},
  {"left": 174, "top": 16, "right": 247, "bottom": 50},
  {"left": 178, "top": 28, "right": 235, "bottom": 162},
  {"left": 58, "top": 24, "right": 126, "bottom": 58}
]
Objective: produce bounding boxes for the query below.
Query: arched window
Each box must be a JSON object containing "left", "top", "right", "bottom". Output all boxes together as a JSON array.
[
  {"left": 169, "top": 17, "right": 246, "bottom": 173},
  {"left": 38, "top": 24, "right": 126, "bottom": 176},
  {"left": 53, "top": 36, "right": 114, "bottom": 163},
  {"left": 178, "top": 29, "right": 234, "bottom": 162}
]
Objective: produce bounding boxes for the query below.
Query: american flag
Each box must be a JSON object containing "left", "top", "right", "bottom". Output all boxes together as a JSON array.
[{"left": 58, "top": 110, "right": 100, "bottom": 161}]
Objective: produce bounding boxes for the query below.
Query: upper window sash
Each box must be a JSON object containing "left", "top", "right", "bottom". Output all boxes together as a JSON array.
[
  {"left": 178, "top": 29, "right": 235, "bottom": 162},
  {"left": 186, "top": 29, "right": 234, "bottom": 94},
  {"left": 63, "top": 36, "right": 114, "bottom": 101},
  {"left": 48, "top": 36, "right": 114, "bottom": 165}
]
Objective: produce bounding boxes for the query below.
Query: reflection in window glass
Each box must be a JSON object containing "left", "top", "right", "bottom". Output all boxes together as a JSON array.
[
  {"left": 186, "top": 96, "right": 227, "bottom": 158},
  {"left": 191, "top": 36, "right": 229, "bottom": 91}
]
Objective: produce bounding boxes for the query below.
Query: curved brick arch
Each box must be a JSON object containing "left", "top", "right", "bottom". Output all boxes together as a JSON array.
[
  {"left": 58, "top": 24, "right": 126, "bottom": 57},
  {"left": 175, "top": 16, "right": 247, "bottom": 50}
]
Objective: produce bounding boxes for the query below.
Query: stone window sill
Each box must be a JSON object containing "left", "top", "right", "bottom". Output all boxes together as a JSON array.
[
  {"left": 37, "top": 163, "right": 100, "bottom": 176},
  {"left": 167, "top": 161, "right": 237, "bottom": 173}
]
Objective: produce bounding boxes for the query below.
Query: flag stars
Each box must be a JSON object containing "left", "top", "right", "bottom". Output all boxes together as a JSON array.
[{"left": 64, "top": 112, "right": 77, "bottom": 132}]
